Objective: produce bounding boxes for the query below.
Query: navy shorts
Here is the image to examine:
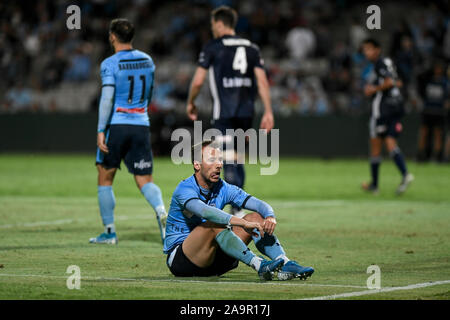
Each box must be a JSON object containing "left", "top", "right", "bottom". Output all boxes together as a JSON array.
[
  {"left": 370, "top": 116, "right": 403, "bottom": 139},
  {"left": 166, "top": 243, "right": 239, "bottom": 277},
  {"left": 421, "top": 112, "right": 445, "bottom": 129},
  {"left": 212, "top": 117, "right": 253, "bottom": 151},
  {"left": 96, "top": 124, "right": 153, "bottom": 175}
]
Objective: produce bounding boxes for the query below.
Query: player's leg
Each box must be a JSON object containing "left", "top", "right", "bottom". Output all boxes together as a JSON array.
[
  {"left": 362, "top": 136, "right": 383, "bottom": 193},
  {"left": 90, "top": 127, "right": 121, "bottom": 244},
  {"left": 385, "top": 136, "right": 414, "bottom": 194},
  {"left": 134, "top": 174, "right": 167, "bottom": 243},
  {"left": 125, "top": 125, "right": 167, "bottom": 243},
  {"left": 363, "top": 117, "right": 383, "bottom": 193},
  {"left": 445, "top": 130, "right": 450, "bottom": 162},
  {"left": 233, "top": 212, "right": 314, "bottom": 280},
  {"left": 91, "top": 166, "right": 119, "bottom": 244},
  {"left": 176, "top": 221, "right": 283, "bottom": 279},
  {"left": 417, "top": 116, "right": 430, "bottom": 161},
  {"left": 432, "top": 125, "right": 443, "bottom": 162}
]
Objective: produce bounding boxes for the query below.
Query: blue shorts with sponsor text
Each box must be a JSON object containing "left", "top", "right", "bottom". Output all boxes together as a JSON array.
[{"left": 96, "top": 124, "right": 153, "bottom": 175}]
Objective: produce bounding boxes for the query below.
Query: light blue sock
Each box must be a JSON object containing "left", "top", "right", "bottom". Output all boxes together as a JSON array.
[
  {"left": 252, "top": 230, "right": 289, "bottom": 263},
  {"left": 140, "top": 182, "right": 165, "bottom": 215},
  {"left": 215, "top": 229, "right": 262, "bottom": 270},
  {"left": 98, "top": 186, "right": 115, "bottom": 227}
]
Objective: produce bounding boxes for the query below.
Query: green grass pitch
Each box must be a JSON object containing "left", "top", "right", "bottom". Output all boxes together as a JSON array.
[{"left": 0, "top": 154, "right": 449, "bottom": 300}]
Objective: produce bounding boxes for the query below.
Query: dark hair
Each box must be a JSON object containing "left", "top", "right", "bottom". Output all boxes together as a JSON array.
[
  {"left": 191, "top": 139, "right": 219, "bottom": 166},
  {"left": 211, "top": 6, "right": 238, "bottom": 29},
  {"left": 362, "top": 38, "right": 381, "bottom": 48},
  {"left": 109, "top": 18, "right": 135, "bottom": 43}
]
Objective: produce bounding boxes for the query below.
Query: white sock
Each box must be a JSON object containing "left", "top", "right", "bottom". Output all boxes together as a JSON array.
[
  {"left": 104, "top": 223, "right": 115, "bottom": 234},
  {"left": 276, "top": 254, "right": 290, "bottom": 264},
  {"left": 250, "top": 256, "right": 263, "bottom": 271},
  {"left": 156, "top": 205, "right": 166, "bottom": 217}
]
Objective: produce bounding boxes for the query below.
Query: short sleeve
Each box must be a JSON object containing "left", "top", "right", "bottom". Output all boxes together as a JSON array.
[
  {"left": 224, "top": 183, "right": 251, "bottom": 208},
  {"left": 376, "top": 58, "right": 393, "bottom": 79},
  {"left": 250, "top": 44, "right": 264, "bottom": 69},
  {"left": 100, "top": 59, "right": 115, "bottom": 86},
  {"left": 198, "top": 42, "right": 214, "bottom": 69},
  {"left": 174, "top": 182, "right": 200, "bottom": 210}
]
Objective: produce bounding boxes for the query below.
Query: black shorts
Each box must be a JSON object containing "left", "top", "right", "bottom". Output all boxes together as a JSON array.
[
  {"left": 96, "top": 124, "right": 153, "bottom": 175},
  {"left": 370, "top": 116, "right": 403, "bottom": 139},
  {"left": 166, "top": 243, "right": 239, "bottom": 277},
  {"left": 212, "top": 117, "right": 253, "bottom": 152},
  {"left": 421, "top": 113, "right": 445, "bottom": 129}
]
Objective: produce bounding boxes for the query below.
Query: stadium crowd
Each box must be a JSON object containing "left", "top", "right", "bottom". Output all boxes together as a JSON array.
[{"left": 0, "top": 0, "right": 449, "bottom": 117}]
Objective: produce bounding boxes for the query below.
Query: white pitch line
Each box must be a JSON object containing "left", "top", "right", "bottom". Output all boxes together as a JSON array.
[
  {"left": 0, "top": 273, "right": 365, "bottom": 289},
  {"left": 301, "top": 280, "right": 450, "bottom": 300},
  {"left": 0, "top": 215, "right": 151, "bottom": 229}
]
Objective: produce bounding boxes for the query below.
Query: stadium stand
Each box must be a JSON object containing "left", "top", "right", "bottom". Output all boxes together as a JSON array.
[{"left": 0, "top": 0, "right": 448, "bottom": 118}]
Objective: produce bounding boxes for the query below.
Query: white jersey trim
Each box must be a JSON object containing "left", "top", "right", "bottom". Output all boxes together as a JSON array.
[
  {"left": 372, "top": 91, "right": 382, "bottom": 119},
  {"left": 209, "top": 66, "right": 221, "bottom": 120}
]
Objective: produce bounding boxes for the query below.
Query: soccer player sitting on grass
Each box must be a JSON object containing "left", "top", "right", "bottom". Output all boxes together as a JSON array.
[{"left": 163, "top": 139, "right": 314, "bottom": 280}]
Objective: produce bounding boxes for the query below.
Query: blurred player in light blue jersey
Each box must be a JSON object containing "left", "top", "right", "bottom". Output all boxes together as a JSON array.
[
  {"left": 164, "top": 140, "right": 314, "bottom": 281},
  {"left": 90, "top": 19, "right": 167, "bottom": 245}
]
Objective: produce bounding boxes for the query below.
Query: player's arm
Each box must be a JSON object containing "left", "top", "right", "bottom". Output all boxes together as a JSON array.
[
  {"left": 97, "top": 85, "right": 115, "bottom": 153},
  {"left": 364, "top": 60, "right": 402, "bottom": 96},
  {"left": 364, "top": 77, "right": 397, "bottom": 97},
  {"left": 254, "top": 67, "right": 274, "bottom": 132},
  {"left": 185, "top": 199, "right": 264, "bottom": 236},
  {"left": 97, "top": 60, "right": 116, "bottom": 153},
  {"left": 242, "top": 196, "right": 277, "bottom": 236},
  {"left": 186, "top": 67, "right": 207, "bottom": 121}
]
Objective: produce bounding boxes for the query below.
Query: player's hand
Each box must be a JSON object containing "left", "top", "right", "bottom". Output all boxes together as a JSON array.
[
  {"left": 364, "top": 84, "right": 377, "bottom": 96},
  {"left": 263, "top": 217, "right": 277, "bottom": 236},
  {"left": 243, "top": 220, "right": 264, "bottom": 238},
  {"left": 260, "top": 111, "right": 274, "bottom": 133},
  {"left": 97, "top": 132, "right": 109, "bottom": 154},
  {"left": 186, "top": 103, "right": 198, "bottom": 121}
]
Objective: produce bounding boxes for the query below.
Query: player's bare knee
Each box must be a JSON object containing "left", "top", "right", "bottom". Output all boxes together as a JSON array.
[
  {"left": 135, "top": 174, "right": 153, "bottom": 189},
  {"left": 243, "top": 212, "right": 264, "bottom": 223},
  {"left": 97, "top": 165, "right": 115, "bottom": 185}
]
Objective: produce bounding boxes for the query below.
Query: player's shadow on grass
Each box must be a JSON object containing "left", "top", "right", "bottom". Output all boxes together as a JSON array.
[{"left": 119, "top": 232, "right": 161, "bottom": 243}]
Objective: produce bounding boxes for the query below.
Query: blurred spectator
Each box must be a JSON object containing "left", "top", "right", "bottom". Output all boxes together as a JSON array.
[
  {"left": 64, "top": 43, "right": 92, "bottom": 82},
  {"left": 0, "top": 0, "right": 448, "bottom": 118},
  {"left": 42, "top": 48, "right": 68, "bottom": 89},
  {"left": 285, "top": 25, "right": 316, "bottom": 62},
  {"left": 4, "top": 82, "right": 34, "bottom": 113},
  {"left": 349, "top": 16, "right": 368, "bottom": 51}
]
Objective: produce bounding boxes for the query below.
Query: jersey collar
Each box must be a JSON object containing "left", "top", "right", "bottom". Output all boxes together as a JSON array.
[{"left": 192, "top": 174, "right": 223, "bottom": 200}]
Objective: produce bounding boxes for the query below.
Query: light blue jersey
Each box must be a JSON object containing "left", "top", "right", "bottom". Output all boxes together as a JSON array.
[
  {"left": 100, "top": 49, "right": 155, "bottom": 127},
  {"left": 163, "top": 175, "right": 251, "bottom": 254}
]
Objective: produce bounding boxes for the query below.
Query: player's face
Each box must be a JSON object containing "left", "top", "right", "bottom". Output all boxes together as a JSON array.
[
  {"left": 200, "top": 146, "right": 223, "bottom": 183},
  {"left": 362, "top": 43, "right": 380, "bottom": 62},
  {"left": 109, "top": 32, "right": 115, "bottom": 49}
]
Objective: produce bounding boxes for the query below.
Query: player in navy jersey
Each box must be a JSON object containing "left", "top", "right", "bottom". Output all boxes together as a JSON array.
[
  {"left": 90, "top": 19, "right": 167, "bottom": 245},
  {"left": 416, "top": 61, "right": 449, "bottom": 162},
  {"left": 164, "top": 139, "right": 314, "bottom": 280},
  {"left": 186, "top": 6, "right": 274, "bottom": 217},
  {"left": 361, "top": 38, "right": 414, "bottom": 195}
]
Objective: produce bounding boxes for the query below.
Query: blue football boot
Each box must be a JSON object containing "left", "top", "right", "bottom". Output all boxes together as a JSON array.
[
  {"left": 89, "top": 232, "right": 118, "bottom": 244},
  {"left": 258, "top": 258, "right": 284, "bottom": 280},
  {"left": 277, "top": 261, "right": 314, "bottom": 280}
]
